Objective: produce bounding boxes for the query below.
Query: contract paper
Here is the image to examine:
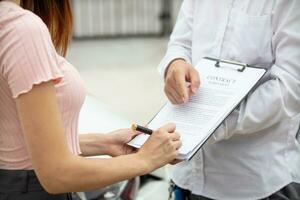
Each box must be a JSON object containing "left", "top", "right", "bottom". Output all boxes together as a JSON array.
[{"left": 128, "top": 58, "right": 266, "bottom": 160}]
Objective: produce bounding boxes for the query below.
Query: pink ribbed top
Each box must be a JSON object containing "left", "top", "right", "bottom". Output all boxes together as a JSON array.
[{"left": 0, "top": 1, "right": 86, "bottom": 169}]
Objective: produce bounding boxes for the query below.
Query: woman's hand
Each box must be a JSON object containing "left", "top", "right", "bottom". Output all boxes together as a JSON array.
[
  {"left": 106, "top": 129, "right": 139, "bottom": 157},
  {"left": 165, "top": 59, "right": 200, "bottom": 104},
  {"left": 137, "top": 123, "right": 182, "bottom": 171},
  {"left": 79, "top": 129, "right": 138, "bottom": 157}
]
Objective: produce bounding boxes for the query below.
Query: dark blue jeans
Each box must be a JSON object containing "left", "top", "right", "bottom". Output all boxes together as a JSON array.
[
  {"left": 0, "top": 169, "right": 72, "bottom": 200},
  {"left": 173, "top": 182, "right": 300, "bottom": 200}
]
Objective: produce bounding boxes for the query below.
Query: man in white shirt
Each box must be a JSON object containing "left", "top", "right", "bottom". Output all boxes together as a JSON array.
[{"left": 159, "top": 0, "right": 300, "bottom": 199}]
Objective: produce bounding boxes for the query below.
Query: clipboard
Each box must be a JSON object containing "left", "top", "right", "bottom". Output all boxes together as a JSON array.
[
  {"left": 128, "top": 57, "right": 267, "bottom": 160},
  {"left": 186, "top": 57, "right": 267, "bottom": 160}
]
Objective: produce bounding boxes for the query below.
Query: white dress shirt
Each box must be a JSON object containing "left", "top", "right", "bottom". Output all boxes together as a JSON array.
[{"left": 158, "top": 0, "right": 300, "bottom": 199}]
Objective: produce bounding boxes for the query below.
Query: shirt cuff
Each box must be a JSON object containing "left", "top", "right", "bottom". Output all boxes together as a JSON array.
[{"left": 157, "top": 52, "right": 191, "bottom": 77}]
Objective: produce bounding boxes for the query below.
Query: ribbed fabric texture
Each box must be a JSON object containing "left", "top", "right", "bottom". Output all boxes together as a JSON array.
[{"left": 0, "top": 1, "right": 86, "bottom": 169}]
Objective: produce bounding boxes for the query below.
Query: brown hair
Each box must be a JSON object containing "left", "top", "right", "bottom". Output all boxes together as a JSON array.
[{"left": 20, "top": 0, "right": 73, "bottom": 56}]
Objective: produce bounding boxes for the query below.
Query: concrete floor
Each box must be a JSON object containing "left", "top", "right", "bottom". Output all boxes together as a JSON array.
[
  {"left": 67, "top": 37, "right": 171, "bottom": 200},
  {"left": 67, "top": 37, "right": 168, "bottom": 125}
]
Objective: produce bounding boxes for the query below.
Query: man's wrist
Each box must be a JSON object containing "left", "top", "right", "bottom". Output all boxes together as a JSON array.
[{"left": 164, "top": 58, "right": 186, "bottom": 79}]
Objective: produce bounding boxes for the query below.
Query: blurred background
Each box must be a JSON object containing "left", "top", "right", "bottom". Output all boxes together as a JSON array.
[
  {"left": 69, "top": 0, "right": 182, "bottom": 124},
  {"left": 67, "top": 0, "right": 183, "bottom": 200},
  {"left": 66, "top": 1, "right": 300, "bottom": 200}
]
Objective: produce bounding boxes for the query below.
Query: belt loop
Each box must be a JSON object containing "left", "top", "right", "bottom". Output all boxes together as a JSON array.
[
  {"left": 22, "top": 170, "right": 30, "bottom": 193},
  {"left": 169, "top": 180, "right": 176, "bottom": 200},
  {"left": 67, "top": 193, "right": 73, "bottom": 200},
  {"left": 184, "top": 189, "right": 191, "bottom": 200}
]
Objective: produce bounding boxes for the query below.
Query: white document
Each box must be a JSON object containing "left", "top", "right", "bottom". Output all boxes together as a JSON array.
[{"left": 128, "top": 57, "right": 267, "bottom": 160}]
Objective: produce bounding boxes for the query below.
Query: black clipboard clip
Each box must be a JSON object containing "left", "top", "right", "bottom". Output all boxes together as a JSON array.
[{"left": 204, "top": 57, "right": 249, "bottom": 72}]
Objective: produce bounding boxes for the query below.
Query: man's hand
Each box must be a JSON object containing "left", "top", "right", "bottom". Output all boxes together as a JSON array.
[{"left": 164, "top": 59, "right": 200, "bottom": 104}]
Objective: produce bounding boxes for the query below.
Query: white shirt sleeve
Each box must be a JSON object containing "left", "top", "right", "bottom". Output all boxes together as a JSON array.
[
  {"left": 157, "top": 0, "right": 194, "bottom": 76},
  {"left": 211, "top": 0, "right": 300, "bottom": 143}
]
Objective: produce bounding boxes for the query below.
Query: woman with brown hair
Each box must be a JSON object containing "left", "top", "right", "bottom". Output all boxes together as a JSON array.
[{"left": 0, "top": 0, "right": 182, "bottom": 199}]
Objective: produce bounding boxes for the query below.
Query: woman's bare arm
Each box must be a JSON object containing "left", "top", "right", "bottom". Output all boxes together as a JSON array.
[
  {"left": 79, "top": 133, "right": 113, "bottom": 157},
  {"left": 79, "top": 129, "right": 139, "bottom": 157},
  {"left": 16, "top": 81, "right": 181, "bottom": 194}
]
